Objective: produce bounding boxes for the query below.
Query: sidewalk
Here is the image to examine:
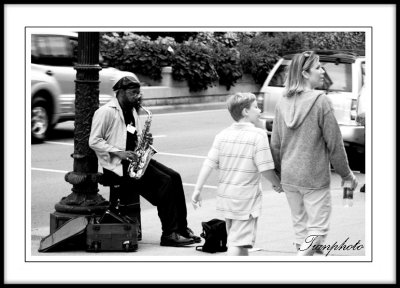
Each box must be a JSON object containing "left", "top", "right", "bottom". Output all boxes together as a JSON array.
[{"left": 31, "top": 176, "right": 366, "bottom": 258}]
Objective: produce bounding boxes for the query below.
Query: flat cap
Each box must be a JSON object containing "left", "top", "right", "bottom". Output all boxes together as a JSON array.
[{"left": 112, "top": 75, "right": 141, "bottom": 91}]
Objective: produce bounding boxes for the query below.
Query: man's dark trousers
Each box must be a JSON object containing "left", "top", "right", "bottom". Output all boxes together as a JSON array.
[{"left": 104, "top": 159, "right": 188, "bottom": 235}]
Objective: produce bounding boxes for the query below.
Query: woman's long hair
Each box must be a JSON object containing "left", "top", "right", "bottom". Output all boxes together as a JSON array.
[{"left": 284, "top": 51, "right": 319, "bottom": 98}]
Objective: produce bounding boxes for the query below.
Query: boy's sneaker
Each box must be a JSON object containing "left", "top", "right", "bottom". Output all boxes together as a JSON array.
[{"left": 160, "top": 232, "right": 195, "bottom": 247}]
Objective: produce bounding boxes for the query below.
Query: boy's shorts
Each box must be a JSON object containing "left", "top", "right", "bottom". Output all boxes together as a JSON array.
[{"left": 225, "top": 216, "right": 258, "bottom": 248}]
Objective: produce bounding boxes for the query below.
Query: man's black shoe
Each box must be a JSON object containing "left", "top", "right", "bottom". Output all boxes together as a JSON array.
[
  {"left": 180, "top": 227, "right": 201, "bottom": 243},
  {"left": 160, "top": 232, "right": 195, "bottom": 247}
]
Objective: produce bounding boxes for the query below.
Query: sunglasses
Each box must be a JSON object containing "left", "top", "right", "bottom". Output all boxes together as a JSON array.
[
  {"left": 301, "top": 51, "right": 314, "bottom": 71},
  {"left": 126, "top": 88, "right": 142, "bottom": 95}
]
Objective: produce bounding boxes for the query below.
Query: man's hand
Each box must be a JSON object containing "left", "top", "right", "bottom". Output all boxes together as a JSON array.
[
  {"left": 113, "top": 151, "right": 138, "bottom": 162},
  {"left": 144, "top": 132, "right": 153, "bottom": 145}
]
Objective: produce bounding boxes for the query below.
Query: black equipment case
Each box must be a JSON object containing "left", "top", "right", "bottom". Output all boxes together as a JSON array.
[{"left": 86, "top": 210, "right": 139, "bottom": 252}]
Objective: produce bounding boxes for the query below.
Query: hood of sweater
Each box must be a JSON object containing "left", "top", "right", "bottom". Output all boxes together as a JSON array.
[{"left": 280, "top": 90, "right": 324, "bottom": 129}]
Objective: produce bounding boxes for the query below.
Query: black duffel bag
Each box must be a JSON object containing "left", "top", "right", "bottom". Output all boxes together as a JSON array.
[{"left": 195, "top": 218, "right": 228, "bottom": 253}]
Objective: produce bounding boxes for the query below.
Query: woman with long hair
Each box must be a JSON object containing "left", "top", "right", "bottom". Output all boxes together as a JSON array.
[{"left": 270, "top": 51, "right": 358, "bottom": 256}]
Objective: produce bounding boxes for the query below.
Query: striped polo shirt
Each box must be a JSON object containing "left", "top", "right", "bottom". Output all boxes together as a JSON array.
[{"left": 204, "top": 122, "right": 275, "bottom": 220}]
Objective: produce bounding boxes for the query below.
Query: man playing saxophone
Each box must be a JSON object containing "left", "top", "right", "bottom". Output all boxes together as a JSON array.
[{"left": 89, "top": 75, "right": 200, "bottom": 247}]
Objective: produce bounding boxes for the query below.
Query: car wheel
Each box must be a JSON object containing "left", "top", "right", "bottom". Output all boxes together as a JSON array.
[{"left": 31, "top": 98, "right": 50, "bottom": 143}]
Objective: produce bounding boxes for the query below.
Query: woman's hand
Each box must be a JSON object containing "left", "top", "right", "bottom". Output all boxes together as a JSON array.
[
  {"left": 273, "top": 184, "right": 284, "bottom": 193},
  {"left": 341, "top": 172, "right": 359, "bottom": 190}
]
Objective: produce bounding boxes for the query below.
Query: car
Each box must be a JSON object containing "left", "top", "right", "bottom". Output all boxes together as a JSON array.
[
  {"left": 257, "top": 50, "right": 366, "bottom": 172},
  {"left": 31, "top": 32, "right": 137, "bottom": 142},
  {"left": 341, "top": 84, "right": 366, "bottom": 173}
]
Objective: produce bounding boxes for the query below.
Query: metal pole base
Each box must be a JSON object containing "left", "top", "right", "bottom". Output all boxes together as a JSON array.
[{"left": 55, "top": 193, "right": 109, "bottom": 214}]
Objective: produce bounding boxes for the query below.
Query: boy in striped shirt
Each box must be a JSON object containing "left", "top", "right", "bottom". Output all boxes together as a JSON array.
[{"left": 192, "top": 92, "right": 282, "bottom": 256}]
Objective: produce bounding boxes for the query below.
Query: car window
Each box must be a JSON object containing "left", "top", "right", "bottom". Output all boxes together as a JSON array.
[
  {"left": 318, "top": 62, "right": 352, "bottom": 92},
  {"left": 32, "top": 35, "right": 74, "bottom": 66},
  {"left": 31, "top": 36, "right": 39, "bottom": 58},
  {"left": 42, "top": 36, "right": 70, "bottom": 57},
  {"left": 68, "top": 37, "right": 78, "bottom": 63},
  {"left": 269, "top": 64, "right": 287, "bottom": 87},
  {"left": 268, "top": 61, "right": 352, "bottom": 93},
  {"left": 32, "top": 36, "right": 50, "bottom": 64},
  {"left": 34, "top": 37, "right": 51, "bottom": 57}
]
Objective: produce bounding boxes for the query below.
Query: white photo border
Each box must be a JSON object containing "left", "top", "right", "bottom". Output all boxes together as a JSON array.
[{"left": 5, "top": 4, "right": 396, "bottom": 284}]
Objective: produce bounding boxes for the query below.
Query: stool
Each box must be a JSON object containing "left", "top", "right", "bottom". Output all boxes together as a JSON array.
[{"left": 101, "top": 181, "right": 142, "bottom": 241}]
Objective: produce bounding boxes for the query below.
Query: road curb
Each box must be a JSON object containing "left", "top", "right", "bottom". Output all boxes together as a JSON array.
[{"left": 149, "top": 102, "right": 227, "bottom": 114}]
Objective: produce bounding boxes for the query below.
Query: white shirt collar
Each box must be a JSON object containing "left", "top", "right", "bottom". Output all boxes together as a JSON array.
[{"left": 232, "top": 122, "right": 255, "bottom": 128}]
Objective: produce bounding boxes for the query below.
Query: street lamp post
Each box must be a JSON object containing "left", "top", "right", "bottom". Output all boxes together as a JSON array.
[{"left": 50, "top": 32, "right": 108, "bottom": 233}]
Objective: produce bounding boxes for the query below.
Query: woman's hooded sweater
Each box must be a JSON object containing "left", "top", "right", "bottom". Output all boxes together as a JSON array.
[{"left": 270, "top": 90, "right": 351, "bottom": 189}]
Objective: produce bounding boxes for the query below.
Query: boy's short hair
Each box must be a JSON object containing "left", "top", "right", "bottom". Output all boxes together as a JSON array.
[{"left": 227, "top": 92, "right": 257, "bottom": 121}]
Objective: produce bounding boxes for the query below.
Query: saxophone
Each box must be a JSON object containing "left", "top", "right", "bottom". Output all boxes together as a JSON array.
[{"left": 127, "top": 105, "right": 157, "bottom": 179}]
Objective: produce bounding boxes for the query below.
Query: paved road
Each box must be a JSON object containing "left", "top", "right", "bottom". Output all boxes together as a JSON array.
[
  {"left": 30, "top": 108, "right": 366, "bottom": 237},
  {"left": 30, "top": 107, "right": 367, "bottom": 261},
  {"left": 31, "top": 108, "right": 232, "bottom": 229}
]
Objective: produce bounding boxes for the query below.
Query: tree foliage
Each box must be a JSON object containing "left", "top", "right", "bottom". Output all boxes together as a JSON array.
[
  {"left": 99, "top": 31, "right": 365, "bottom": 90},
  {"left": 237, "top": 34, "right": 282, "bottom": 84},
  {"left": 100, "top": 32, "right": 174, "bottom": 81},
  {"left": 171, "top": 41, "right": 219, "bottom": 92},
  {"left": 192, "top": 32, "right": 243, "bottom": 90}
]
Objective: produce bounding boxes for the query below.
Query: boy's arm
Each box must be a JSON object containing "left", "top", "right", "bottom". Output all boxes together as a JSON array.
[
  {"left": 193, "top": 134, "right": 219, "bottom": 208},
  {"left": 253, "top": 128, "right": 283, "bottom": 193},
  {"left": 192, "top": 163, "right": 214, "bottom": 209},
  {"left": 261, "top": 169, "right": 283, "bottom": 193}
]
